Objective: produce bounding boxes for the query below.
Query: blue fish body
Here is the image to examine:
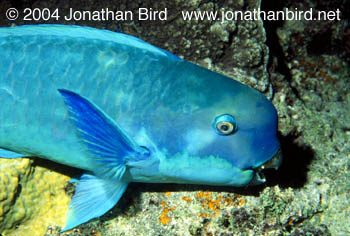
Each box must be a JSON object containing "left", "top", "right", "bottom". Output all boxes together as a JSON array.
[{"left": 0, "top": 25, "right": 281, "bottom": 230}]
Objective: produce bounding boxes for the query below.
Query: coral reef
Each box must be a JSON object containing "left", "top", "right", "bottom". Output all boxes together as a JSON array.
[
  {"left": 268, "top": 0, "right": 350, "bottom": 235},
  {"left": 0, "top": 158, "right": 70, "bottom": 236}
]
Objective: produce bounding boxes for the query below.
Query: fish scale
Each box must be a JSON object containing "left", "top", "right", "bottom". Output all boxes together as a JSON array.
[
  {"left": 0, "top": 26, "right": 182, "bottom": 167},
  {"left": 0, "top": 24, "right": 281, "bottom": 231}
]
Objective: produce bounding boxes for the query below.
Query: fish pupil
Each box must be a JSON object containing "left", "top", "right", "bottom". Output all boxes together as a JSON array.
[{"left": 220, "top": 124, "right": 229, "bottom": 131}]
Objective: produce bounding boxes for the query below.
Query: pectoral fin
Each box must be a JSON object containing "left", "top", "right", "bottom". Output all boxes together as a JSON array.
[{"left": 58, "top": 89, "right": 149, "bottom": 180}]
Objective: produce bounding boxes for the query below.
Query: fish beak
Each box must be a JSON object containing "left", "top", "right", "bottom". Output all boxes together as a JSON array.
[{"left": 249, "top": 149, "right": 282, "bottom": 185}]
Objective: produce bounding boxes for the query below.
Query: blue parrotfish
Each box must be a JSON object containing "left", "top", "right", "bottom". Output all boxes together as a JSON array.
[{"left": 0, "top": 24, "right": 281, "bottom": 231}]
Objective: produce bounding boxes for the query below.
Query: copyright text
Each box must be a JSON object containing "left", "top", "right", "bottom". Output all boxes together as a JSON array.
[{"left": 5, "top": 7, "right": 341, "bottom": 22}]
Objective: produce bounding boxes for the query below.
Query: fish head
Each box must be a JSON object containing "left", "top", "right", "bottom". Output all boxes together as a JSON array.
[
  {"left": 163, "top": 63, "right": 282, "bottom": 186},
  {"left": 204, "top": 83, "right": 281, "bottom": 185}
]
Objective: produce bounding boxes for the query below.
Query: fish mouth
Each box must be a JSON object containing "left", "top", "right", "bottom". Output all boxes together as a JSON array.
[{"left": 249, "top": 149, "right": 282, "bottom": 185}]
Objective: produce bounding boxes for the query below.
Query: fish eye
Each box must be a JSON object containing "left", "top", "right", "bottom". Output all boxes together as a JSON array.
[{"left": 213, "top": 114, "right": 237, "bottom": 135}]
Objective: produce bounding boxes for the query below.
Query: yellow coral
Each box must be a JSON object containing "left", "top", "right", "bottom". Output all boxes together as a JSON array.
[{"left": 0, "top": 158, "right": 71, "bottom": 236}]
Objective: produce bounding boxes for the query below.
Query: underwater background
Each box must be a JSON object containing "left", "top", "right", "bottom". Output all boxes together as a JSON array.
[{"left": 0, "top": 0, "right": 349, "bottom": 235}]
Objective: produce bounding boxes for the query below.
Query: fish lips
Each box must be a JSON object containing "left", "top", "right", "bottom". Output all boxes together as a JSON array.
[{"left": 248, "top": 149, "right": 282, "bottom": 185}]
